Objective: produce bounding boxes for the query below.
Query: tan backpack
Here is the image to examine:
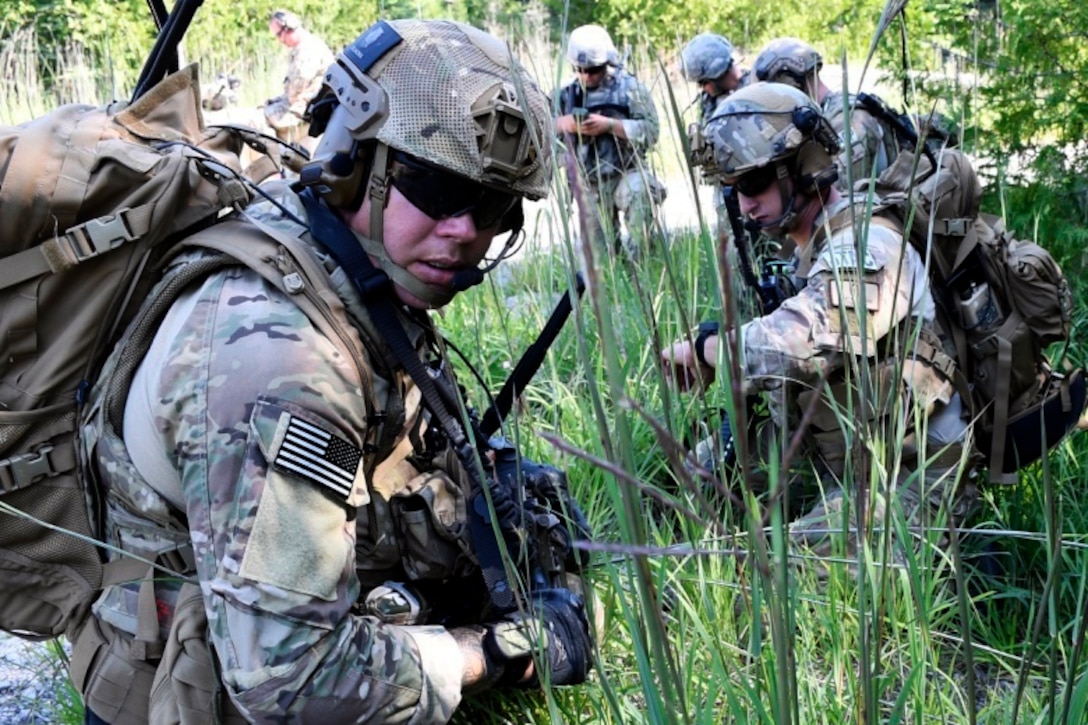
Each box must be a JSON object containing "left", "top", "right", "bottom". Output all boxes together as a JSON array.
[
  {"left": 0, "top": 65, "right": 253, "bottom": 640},
  {"left": 867, "top": 146, "right": 1085, "bottom": 483}
]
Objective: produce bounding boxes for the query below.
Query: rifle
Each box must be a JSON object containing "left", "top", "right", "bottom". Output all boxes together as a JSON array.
[{"left": 855, "top": 91, "right": 942, "bottom": 173}]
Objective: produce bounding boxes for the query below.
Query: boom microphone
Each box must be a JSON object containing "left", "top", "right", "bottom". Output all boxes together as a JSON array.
[{"left": 450, "top": 257, "right": 503, "bottom": 292}]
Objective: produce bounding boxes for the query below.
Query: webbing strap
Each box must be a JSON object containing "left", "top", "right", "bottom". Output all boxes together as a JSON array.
[
  {"left": 989, "top": 335, "right": 1015, "bottom": 483},
  {"left": 0, "top": 246, "right": 52, "bottom": 290},
  {"left": 0, "top": 203, "right": 157, "bottom": 290},
  {"left": 912, "top": 333, "right": 958, "bottom": 382},
  {"left": 0, "top": 441, "right": 76, "bottom": 494},
  {"left": 132, "top": 569, "right": 164, "bottom": 660}
]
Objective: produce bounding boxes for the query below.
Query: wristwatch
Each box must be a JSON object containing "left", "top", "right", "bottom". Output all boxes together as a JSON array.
[{"left": 694, "top": 321, "right": 720, "bottom": 368}]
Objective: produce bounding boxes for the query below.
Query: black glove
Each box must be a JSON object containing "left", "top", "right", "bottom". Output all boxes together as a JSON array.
[{"left": 486, "top": 588, "right": 594, "bottom": 687}]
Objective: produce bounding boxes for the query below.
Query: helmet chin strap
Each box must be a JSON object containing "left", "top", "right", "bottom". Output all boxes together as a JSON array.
[
  {"left": 362, "top": 143, "right": 457, "bottom": 308},
  {"left": 750, "top": 162, "right": 801, "bottom": 236}
]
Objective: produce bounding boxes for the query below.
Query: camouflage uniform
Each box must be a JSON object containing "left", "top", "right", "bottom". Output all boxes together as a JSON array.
[
  {"left": 740, "top": 197, "right": 974, "bottom": 554},
  {"left": 557, "top": 69, "right": 666, "bottom": 255},
  {"left": 78, "top": 189, "right": 475, "bottom": 723},
  {"left": 264, "top": 29, "right": 335, "bottom": 145}
]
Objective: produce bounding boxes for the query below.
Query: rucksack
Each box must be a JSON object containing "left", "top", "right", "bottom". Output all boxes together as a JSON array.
[
  {"left": 865, "top": 145, "right": 1086, "bottom": 483},
  {"left": 0, "top": 64, "right": 254, "bottom": 640}
]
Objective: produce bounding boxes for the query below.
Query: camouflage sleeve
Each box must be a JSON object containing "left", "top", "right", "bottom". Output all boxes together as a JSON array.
[
  {"left": 284, "top": 35, "right": 335, "bottom": 117},
  {"left": 620, "top": 74, "right": 660, "bottom": 151},
  {"left": 741, "top": 223, "right": 916, "bottom": 388},
  {"left": 148, "top": 265, "right": 463, "bottom": 723}
]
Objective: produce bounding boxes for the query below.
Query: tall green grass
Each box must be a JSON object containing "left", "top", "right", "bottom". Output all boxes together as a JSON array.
[{"left": 3, "top": 6, "right": 1088, "bottom": 725}]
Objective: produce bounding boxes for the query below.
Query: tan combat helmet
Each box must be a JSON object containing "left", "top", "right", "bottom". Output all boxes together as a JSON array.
[
  {"left": 302, "top": 19, "right": 553, "bottom": 305},
  {"left": 566, "top": 24, "right": 619, "bottom": 68},
  {"left": 753, "top": 37, "right": 823, "bottom": 94},
  {"left": 681, "top": 33, "right": 735, "bottom": 83},
  {"left": 705, "top": 82, "right": 841, "bottom": 232}
]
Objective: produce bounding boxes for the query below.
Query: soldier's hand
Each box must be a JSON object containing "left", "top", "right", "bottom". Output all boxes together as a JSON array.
[
  {"left": 579, "top": 113, "right": 615, "bottom": 137},
  {"left": 451, "top": 625, "right": 529, "bottom": 694},
  {"left": 662, "top": 339, "right": 715, "bottom": 393},
  {"left": 556, "top": 114, "right": 580, "bottom": 135}
]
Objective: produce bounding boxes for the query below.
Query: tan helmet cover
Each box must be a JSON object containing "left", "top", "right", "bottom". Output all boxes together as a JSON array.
[
  {"left": 310, "top": 19, "right": 553, "bottom": 205},
  {"left": 566, "top": 24, "right": 619, "bottom": 67},
  {"left": 753, "top": 37, "right": 823, "bottom": 92},
  {"left": 704, "top": 82, "right": 840, "bottom": 185}
]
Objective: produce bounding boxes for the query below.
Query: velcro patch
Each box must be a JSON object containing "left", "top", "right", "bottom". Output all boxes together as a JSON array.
[
  {"left": 272, "top": 414, "right": 363, "bottom": 502},
  {"left": 819, "top": 243, "right": 881, "bottom": 273}
]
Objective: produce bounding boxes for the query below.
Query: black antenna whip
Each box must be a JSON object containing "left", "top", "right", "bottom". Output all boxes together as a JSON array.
[{"left": 132, "top": 0, "right": 205, "bottom": 101}]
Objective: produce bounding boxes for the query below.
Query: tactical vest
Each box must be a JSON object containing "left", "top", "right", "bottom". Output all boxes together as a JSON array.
[
  {"left": 73, "top": 194, "right": 481, "bottom": 724},
  {"left": 558, "top": 72, "right": 636, "bottom": 180}
]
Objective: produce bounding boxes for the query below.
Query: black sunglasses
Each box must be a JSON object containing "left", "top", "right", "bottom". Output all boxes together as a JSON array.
[
  {"left": 734, "top": 164, "right": 780, "bottom": 197},
  {"left": 574, "top": 64, "right": 607, "bottom": 75},
  {"left": 389, "top": 152, "right": 519, "bottom": 231}
]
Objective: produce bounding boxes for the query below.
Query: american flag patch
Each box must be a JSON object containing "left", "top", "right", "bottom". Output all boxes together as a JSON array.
[{"left": 273, "top": 415, "right": 362, "bottom": 500}]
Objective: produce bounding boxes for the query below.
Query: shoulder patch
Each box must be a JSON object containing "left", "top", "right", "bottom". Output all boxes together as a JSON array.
[
  {"left": 273, "top": 414, "right": 364, "bottom": 502},
  {"left": 818, "top": 242, "right": 882, "bottom": 273}
]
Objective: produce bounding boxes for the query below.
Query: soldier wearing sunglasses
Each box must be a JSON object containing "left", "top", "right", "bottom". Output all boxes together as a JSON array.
[
  {"left": 76, "top": 19, "right": 593, "bottom": 725},
  {"left": 555, "top": 24, "right": 666, "bottom": 258},
  {"left": 661, "top": 82, "right": 975, "bottom": 574}
]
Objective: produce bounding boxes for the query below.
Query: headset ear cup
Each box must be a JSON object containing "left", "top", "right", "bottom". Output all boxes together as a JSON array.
[{"left": 304, "top": 110, "right": 372, "bottom": 209}]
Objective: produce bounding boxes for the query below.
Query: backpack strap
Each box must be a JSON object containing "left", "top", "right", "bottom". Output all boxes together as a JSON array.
[{"left": 987, "top": 335, "right": 1016, "bottom": 484}]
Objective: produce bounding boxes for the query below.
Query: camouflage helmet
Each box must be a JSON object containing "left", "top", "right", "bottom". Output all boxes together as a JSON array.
[
  {"left": 753, "top": 37, "right": 823, "bottom": 92},
  {"left": 303, "top": 19, "right": 554, "bottom": 306},
  {"left": 705, "top": 81, "right": 841, "bottom": 187},
  {"left": 681, "top": 33, "right": 735, "bottom": 83},
  {"left": 308, "top": 19, "right": 552, "bottom": 205},
  {"left": 566, "top": 24, "right": 619, "bottom": 68}
]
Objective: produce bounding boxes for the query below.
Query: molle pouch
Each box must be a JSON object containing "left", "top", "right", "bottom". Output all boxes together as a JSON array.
[
  {"left": 391, "top": 470, "right": 473, "bottom": 581},
  {"left": 1001, "top": 233, "right": 1072, "bottom": 345}
]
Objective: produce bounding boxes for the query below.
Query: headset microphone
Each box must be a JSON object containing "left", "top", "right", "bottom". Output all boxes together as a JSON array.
[
  {"left": 450, "top": 268, "right": 485, "bottom": 292},
  {"left": 450, "top": 256, "right": 503, "bottom": 292}
]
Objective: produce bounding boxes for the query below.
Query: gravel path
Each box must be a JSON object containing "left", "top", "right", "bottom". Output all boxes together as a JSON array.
[{"left": 0, "top": 634, "right": 74, "bottom": 724}]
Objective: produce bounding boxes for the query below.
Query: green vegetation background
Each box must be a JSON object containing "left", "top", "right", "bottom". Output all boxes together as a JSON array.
[{"left": 4, "top": 0, "right": 1088, "bottom": 723}]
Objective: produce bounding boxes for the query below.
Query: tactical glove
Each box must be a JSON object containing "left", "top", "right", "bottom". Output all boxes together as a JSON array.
[{"left": 486, "top": 588, "right": 594, "bottom": 687}]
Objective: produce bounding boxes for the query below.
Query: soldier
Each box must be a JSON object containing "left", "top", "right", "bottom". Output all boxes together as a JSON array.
[
  {"left": 555, "top": 24, "right": 666, "bottom": 258},
  {"left": 681, "top": 33, "right": 744, "bottom": 124},
  {"left": 661, "top": 82, "right": 976, "bottom": 567},
  {"left": 73, "top": 19, "right": 593, "bottom": 724},
  {"left": 681, "top": 33, "right": 745, "bottom": 255},
  {"left": 263, "top": 9, "right": 334, "bottom": 153},
  {"left": 753, "top": 37, "right": 902, "bottom": 186}
]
